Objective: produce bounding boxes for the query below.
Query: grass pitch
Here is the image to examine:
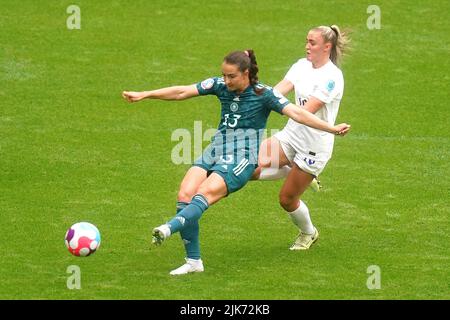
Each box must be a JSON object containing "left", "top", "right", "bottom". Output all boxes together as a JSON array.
[{"left": 1, "top": 0, "right": 449, "bottom": 299}]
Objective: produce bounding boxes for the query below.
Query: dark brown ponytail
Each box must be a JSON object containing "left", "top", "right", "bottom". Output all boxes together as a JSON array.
[{"left": 223, "top": 49, "right": 264, "bottom": 94}]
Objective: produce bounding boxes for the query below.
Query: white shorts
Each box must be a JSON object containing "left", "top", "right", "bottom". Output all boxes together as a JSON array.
[{"left": 273, "top": 130, "right": 331, "bottom": 177}]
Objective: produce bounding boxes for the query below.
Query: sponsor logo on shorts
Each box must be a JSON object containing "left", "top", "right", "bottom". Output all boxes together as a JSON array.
[{"left": 303, "top": 157, "right": 316, "bottom": 166}]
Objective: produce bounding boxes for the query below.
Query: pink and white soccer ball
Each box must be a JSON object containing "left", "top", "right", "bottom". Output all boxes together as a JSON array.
[{"left": 65, "top": 222, "right": 101, "bottom": 257}]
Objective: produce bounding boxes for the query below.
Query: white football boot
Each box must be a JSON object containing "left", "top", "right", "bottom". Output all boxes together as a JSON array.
[
  {"left": 151, "top": 224, "right": 171, "bottom": 246},
  {"left": 309, "top": 177, "right": 322, "bottom": 192},
  {"left": 289, "top": 227, "right": 319, "bottom": 250},
  {"left": 170, "top": 258, "right": 204, "bottom": 276}
]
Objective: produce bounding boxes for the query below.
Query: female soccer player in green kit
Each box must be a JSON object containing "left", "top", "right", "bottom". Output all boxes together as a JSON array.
[{"left": 122, "top": 49, "right": 350, "bottom": 275}]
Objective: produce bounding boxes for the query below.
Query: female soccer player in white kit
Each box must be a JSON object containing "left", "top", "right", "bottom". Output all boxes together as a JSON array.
[{"left": 255, "top": 25, "right": 351, "bottom": 250}]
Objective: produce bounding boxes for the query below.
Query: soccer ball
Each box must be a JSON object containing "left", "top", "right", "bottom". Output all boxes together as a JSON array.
[{"left": 65, "top": 222, "right": 101, "bottom": 257}]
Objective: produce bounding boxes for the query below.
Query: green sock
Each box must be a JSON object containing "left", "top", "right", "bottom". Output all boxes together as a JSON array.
[
  {"left": 168, "top": 195, "right": 208, "bottom": 234},
  {"left": 173, "top": 197, "right": 207, "bottom": 260}
]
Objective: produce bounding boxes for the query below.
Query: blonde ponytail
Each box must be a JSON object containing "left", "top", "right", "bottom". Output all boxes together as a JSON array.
[{"left": 313, "top": 25, "right": 350, "bottom": 66}]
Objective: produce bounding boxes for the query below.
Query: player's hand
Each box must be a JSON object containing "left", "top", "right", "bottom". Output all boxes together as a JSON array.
[
  {"left": 333, "top": 123, "right": 351, "bottom": 136},
  {"left": 122, "top": 91, "right": 146, "bottom": 103}
]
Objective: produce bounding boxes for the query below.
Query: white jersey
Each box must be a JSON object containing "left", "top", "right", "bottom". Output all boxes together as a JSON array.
[{"left": 282, "top": 58, "right": 344, "bottom": 159}]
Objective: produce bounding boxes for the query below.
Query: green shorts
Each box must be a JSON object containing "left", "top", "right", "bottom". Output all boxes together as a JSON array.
[{"left": 193, "top": 143, "right": 257, "bottom": 194}]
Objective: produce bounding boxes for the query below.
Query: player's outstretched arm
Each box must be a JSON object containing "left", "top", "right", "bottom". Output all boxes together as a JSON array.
[
  {"left": 282, "top": 103, "right": 351, "bottom": 136},
  {"left": 122, "top": 84, "right": 199, "bottom": 103}
]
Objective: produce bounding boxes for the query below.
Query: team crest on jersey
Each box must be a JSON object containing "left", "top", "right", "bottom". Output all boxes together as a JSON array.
[
  {"left": 201, "top": 78, "right": 214, "bottom": 90},
  {"left": 230, "top": 102, "right": 239, "bottom": 112},
  {"left": 326, "top": 80, "right": 335, "bottom": 92}
]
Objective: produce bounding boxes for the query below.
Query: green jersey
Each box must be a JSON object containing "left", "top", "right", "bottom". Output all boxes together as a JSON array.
[
  {"left": 196, "top": 77, "right": 289, "bottom": 155},
  {"left": 194, "top": 77, "right": 290, "bottom": 193}
]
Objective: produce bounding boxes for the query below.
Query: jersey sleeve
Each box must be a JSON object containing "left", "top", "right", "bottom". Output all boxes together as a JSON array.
[
  {"left": 196, "top": 77, "right": 222, "bottom": 96},
  {"left": 311, "top": 75, "right": 344, "bottom": 104},
  {"left": 265, "top": 87, "right": 290, "bottom": 114}
]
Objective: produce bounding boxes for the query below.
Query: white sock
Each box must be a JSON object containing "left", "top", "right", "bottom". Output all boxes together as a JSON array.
[
  {"left": 258, "top": 166, "right": 291, "bottom": 180},
  {"left": 288, "top": 201, "right": 314, "bottom": 235}
]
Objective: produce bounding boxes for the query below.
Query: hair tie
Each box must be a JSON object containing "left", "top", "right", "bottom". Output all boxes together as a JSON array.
[
  {"left": 330, "top": 26, "right": 337, "bottom": 35},
  {"left": 244, "top": 50, "right": 249, "bottom": 57}
]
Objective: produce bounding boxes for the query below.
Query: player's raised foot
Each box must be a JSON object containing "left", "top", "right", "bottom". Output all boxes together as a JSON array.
[
  {"left": 309, "top": 177, "right": 322, "bottom": 192},
  {"left": 289, "top": 227, "right": 319, "bottom": 250},
  {"left": 169, "top": 258, "right": 204, "bottom": 276},
  {"left": 151, "top": 224, "right": 171, "bottom": 246}
]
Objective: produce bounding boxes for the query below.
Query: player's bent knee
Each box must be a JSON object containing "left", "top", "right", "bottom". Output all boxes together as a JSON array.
[
  {"left": 279, "top": 193, "right": 297, "bottom": 212},
  {"left": 196, "top": 185, "right": 227, "bottom": 205},
  {"left": 177, "top": 189, "right": 196, "bottom": 203},
  {"left": 195, "top": 186, "right": 215, "bottom": 201}
]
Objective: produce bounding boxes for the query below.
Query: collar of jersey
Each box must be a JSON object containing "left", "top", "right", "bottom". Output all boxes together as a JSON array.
[{"left": 233, "top": 84, "right": 252, "bottom": 96}]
